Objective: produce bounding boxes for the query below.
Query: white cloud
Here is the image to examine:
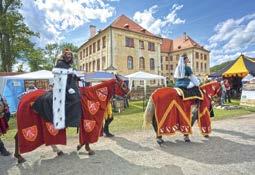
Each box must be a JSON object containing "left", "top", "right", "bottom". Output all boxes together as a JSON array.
[
  {"left": 20, "top": 0, "right": 116, "bottom": 46},
  {"left": 133, "top": 3, "right": 185, "bottom": 35},
  {"left": 207, "top": 13, "right": 255, "bottom": 66}
]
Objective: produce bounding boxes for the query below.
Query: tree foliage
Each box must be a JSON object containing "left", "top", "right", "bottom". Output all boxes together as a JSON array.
[
  {"left": 42, "top": 42, "right": 79, "bottom": 70},
  {"left": 0, "top": 0, "right": 38, "bottom": 72}
]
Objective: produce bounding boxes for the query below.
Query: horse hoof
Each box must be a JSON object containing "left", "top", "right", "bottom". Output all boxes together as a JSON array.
[
  {"left": 156, "top": 138, "right": 164, "bottom": 146},
  {"left": 85, "top": 145, "right": 95, "bottom": 155},
  {"left": 88, "top": 150, "right": 95, "bottom": 156},
  {"left": 57, "top": 151, "right": 64, "bottom": 156},
  {"left": 18, "top": 158, "right": 26, "bottom": 164},
  {"left": 14, "top": 154, "right": 26, "bottom": 164},
  {"left": 77, "top": 145, "right": 83, "bottom": 151},
  {"left": 204, "top": 135, "right": 209, "bottom": 138},
  {"left": 105, "top": 133, "right": 114, "bottom": 137},
  {"left": 184, "top": 137, "right": 191, "bottom": 143}
]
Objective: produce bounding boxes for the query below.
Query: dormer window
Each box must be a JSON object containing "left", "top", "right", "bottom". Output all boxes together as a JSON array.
[
  {"left": 124, "top": 23, "right": 129, "bottom": 29},
  {"left": 141, "top": 28, "right": 146, "bottom": 32}
]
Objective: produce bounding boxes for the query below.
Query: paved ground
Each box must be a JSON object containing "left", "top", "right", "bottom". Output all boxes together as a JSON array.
[{"left": 1, "top": 114, "right": 255, "bottom": 175}]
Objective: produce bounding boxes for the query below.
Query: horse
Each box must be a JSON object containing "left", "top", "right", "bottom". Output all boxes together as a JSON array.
[
  {"left": 143, "top": 81, "right": 221, "bottom": 145},
  {"left": 14, "top": 75, "right": 130, "bottom": 163}
]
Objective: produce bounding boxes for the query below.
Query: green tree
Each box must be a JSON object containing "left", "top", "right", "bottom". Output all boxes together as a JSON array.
[
  {"left": 210, "top": 60, "right": 234, "bottom": 73},
  {"left": 43, "top": 42, "right": 79, "bottom": 70},
  {"left": 43, "top": 43, "right": 60, "bottom": 70},
  {"left": 26, "top": 47, "right": 45, "bottom": 71},
  {"left": 0, "top": 0, "right": 38, "bottom": 72}
]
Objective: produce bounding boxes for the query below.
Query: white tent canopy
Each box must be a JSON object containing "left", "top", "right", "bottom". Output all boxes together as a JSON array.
[
  {"left": 126, "top": 71, "right": 166, "bottom": 80},
  {"left": 0, "top": 70, "right": 54, "bottom": 94},
  {"left": 242, "top": 74, "right": 255, "bottom": 83},
  {"left": 125, "top": 71, "right": 167, "bottom": 98},
  {"left": 241, "top": 74, "right": 255, "bottom": 107}
]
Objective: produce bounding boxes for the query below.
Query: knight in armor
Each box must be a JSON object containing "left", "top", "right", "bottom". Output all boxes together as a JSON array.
[
  {"left": 33, "top": 48, "right": 82, "bottom": 129},
  {"left": 0, "top": 94, "right": 11, "bottom": 156}
]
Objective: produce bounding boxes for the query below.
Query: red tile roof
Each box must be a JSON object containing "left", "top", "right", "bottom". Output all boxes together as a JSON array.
[
  {"left": 110, "top": 15, "right": 158, "bottom": 38},
  {"left": 172, "top": 34, "right": 206, "bottom": 51},
  {"left": 161, "top": 38, "right": 173, "bottom": 52},
  {"left": 161, "top": 34, "right": 208, "bottom": 53}
]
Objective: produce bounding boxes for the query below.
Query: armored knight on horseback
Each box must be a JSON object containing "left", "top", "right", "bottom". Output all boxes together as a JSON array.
[
  {"left": 33, "top": 48, "right": 82, "bottom": 129},
  {"left": 14, "top": 48, "right": 130, "bottom": 163}
]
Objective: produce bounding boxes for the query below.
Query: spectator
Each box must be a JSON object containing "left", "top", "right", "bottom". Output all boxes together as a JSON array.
[
  {"left": 26, "top": 84, "right": 37, "bottom": 92},
  {"left": 18, "top": 84, "right": 38, "bottom": 100},
  {"left": 220, "top": 80, "right": 226, "bottom": 106},
  {"left": 224, "top": 79, "right": 231, "bottom": 103},
  {"left": 48, "top": 83, "right": 54, "bottom": 91}
]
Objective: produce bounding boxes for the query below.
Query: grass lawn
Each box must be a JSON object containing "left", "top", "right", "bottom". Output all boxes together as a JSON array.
[
  {"left": 214, "top": 99, "right": 255, "bottom": 120},
  {"left": 1, "top": 100, "right": 254, "bottom": 141}
]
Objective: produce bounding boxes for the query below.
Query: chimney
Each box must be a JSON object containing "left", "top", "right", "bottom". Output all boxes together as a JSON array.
[
  {"left": 183, "top": 32, "right": 187, "bottom": 40},
  {"left": 89, "top": 25, "right": 96, "bottom": 38}
]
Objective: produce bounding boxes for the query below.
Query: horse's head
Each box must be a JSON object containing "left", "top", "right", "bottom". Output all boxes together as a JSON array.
[
  {"left": 114, "top": 74, "right": 130, "bottom": 97},
  {"left": 201, "top": 81, "right": 222, "bottom": 99}
]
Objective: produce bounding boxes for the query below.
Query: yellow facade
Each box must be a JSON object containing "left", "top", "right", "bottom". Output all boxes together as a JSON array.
[
  {"left": 78, "top": 23, "right": 210, "bottom": 84},
  {"left": 78, "top": 28, "right": 109, "bottom": 72},
  {"left": 78, "top": 27, "right": 162, "bottom": 78}
]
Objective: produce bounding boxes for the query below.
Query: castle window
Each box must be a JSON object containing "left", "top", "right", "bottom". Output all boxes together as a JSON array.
[
  {"left": 150, "top": 58, "right": 155, "bottom": 70},
  {"left": 127, "top": 56, "right": 133, "bottom": 69}
]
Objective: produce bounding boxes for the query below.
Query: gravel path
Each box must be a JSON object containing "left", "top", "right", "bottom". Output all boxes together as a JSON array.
[{"left": 1, "top": 114, "right": 255, "bottom": 175}]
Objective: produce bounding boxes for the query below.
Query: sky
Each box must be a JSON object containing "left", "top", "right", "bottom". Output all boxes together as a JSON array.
[{"left": 20, "top": 0, "right": 255, "bottom": 67}]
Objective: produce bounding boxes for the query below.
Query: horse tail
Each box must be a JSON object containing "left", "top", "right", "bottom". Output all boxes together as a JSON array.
[{"left": 143, "top": 96, "right": 155, "bottom": 129}]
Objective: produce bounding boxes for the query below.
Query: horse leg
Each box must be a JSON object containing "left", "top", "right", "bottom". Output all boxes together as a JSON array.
[
  {"left": 77, "top": 144, "right": 84, "bottom": 151},
  {"left": 14, "top": 133, "right": 26, "bottom": 163},
  {"left": 184, "top": 105, "right": 198, "bottom": 143},
  {"left": 85, "top": 144, "right": 95, "bottom": 155},
  {"left": 191, "top": 107, "right": 198, "bottom": 127},
  {"left": 204, "top": 104, "right": 214, "bottom": 139},
  {"left": 77, "top": 143, "right": 95, "bottom": 155},
  {"left": 152, "top": 115, "right": 164, "bottom": 146},
  {"left": 51, "top": 145, "right": 64, "bottom": 156}
]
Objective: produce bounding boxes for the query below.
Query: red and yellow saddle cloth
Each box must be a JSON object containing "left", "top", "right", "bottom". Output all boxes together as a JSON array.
[{"left": 152, "top": 87, "right": 211, "bottom": 136}]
